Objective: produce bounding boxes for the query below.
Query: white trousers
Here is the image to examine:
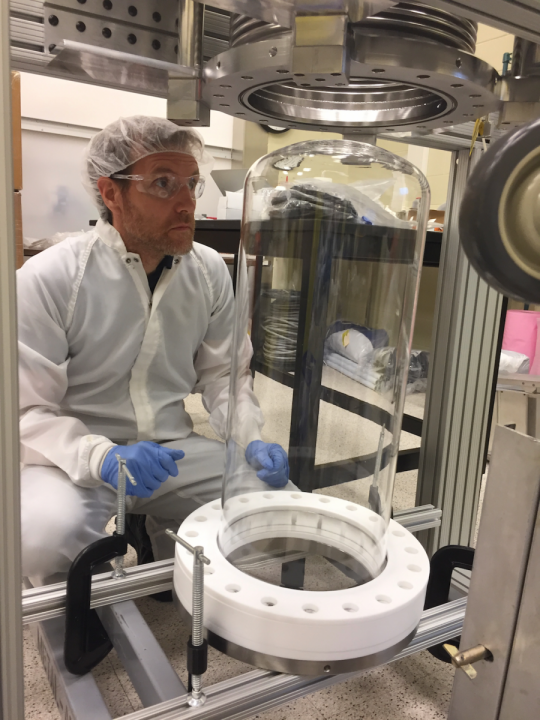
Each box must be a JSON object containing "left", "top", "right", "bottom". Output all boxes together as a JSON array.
[{"left": 22, "top": 433, "right": 285, "bottom": 586}]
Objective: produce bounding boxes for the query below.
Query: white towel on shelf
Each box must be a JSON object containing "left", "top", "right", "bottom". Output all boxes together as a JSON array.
[{"left": 324, "top": 351, "right": 386, "bottom": 391}]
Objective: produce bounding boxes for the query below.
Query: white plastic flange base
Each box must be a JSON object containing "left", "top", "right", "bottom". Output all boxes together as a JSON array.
[{"left": 173, "top": 492, "right": 430, "bottom": 675}]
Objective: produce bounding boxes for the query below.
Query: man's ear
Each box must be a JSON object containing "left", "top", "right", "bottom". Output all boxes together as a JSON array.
[{"left": 97, "top": 177, "right": 123, "bottom": 221}]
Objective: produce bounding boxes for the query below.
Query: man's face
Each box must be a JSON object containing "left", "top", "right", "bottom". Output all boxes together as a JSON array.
[{"left": 118, "top": 152, "right": 200, "bottom": 257}]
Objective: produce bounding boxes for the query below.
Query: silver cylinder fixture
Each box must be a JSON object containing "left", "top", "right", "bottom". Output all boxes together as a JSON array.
[
  {"left": 178, "top": 0, "right": 204, "bottom": 71},
  {"left": 230, "top": 2, "right": 477, "bottom": 53}
]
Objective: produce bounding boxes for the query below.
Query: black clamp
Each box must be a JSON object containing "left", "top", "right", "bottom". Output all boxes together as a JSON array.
[
  {"left": 64, "top": 533, "right": 127, "bottom": 675},
  {"left": 424, "top": 545, "right": 475, "bottom": 663}
]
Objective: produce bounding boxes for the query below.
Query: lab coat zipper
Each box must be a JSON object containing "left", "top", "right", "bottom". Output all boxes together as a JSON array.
[{"left": 126, "top": 257, "right": 180, "bottom": 442}]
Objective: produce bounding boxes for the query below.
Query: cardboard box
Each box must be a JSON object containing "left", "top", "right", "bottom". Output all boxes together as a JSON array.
[
  {"left": 11, "top": 71, "right": 22, "bottom": 191},
  {"left": 14, "top": 191, "right": 23, "bottom": 269}
]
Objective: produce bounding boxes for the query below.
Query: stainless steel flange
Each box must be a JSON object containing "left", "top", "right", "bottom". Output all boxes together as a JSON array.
[{"left": 199, "top": 33, "right": 500, "bottom": 133}]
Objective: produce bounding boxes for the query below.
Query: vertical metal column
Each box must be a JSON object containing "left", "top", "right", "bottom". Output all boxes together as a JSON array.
[
  {"left": 416, "top": 148, "right": 503, "bottom": 554},
  {"left": 448, "top": 426, "right": 540, "bottom": 720},
  {"left": 168, "top": 0, "right": 209, "bottom": 124},
  {"left": 177, "top": 0, "right": 204, "bottom": 70},
  {"left": 0, "top": 0, "right": 24, "bottom": 717}
]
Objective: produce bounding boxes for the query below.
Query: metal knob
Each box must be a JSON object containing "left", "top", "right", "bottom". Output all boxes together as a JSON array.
[{"left": 444, "top": 644, "right": 493, "bottom": 679}]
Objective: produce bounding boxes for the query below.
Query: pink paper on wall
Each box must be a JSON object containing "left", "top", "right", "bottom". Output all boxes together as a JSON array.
[
  {"left": 502, "top": 310, "right": 540, "bottom": 372},
  {"left": 530, "top": 317, "right": 540, "bottom": 375}
]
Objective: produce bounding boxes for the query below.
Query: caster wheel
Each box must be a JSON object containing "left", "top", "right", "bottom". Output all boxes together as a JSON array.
[{"left": 460, "top": 116, "right": 540, "bottom": 303}]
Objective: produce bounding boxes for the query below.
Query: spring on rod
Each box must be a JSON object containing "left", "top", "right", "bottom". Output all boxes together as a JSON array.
[{"left": 230, "top": 1, "right": 477, "bottom": 54}]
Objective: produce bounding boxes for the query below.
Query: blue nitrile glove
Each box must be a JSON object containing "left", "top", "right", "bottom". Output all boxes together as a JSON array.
[
  {"left": 245, "top": 440, "right": 289, "bottom": 488},
  {"left": 101, "top": 441, "right": 185, "bottom": 499}
]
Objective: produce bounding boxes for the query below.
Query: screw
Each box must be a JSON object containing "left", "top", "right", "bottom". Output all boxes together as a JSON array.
[
  {"left": 167, "top": 529, "right": 210, "bottom": 707},
  {"left": 112, "top": 455, "right": 137, "bottom": 579},
  {"left": 165, "top": 529, "right": 210, "bottom": 563}
]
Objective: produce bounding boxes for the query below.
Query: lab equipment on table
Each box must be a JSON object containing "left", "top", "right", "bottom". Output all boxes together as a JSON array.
[{"left": 174, "top": 139, "right": 430, "bottom": 676}]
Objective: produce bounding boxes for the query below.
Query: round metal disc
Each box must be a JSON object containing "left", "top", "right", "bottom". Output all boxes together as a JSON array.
[
  {"left": 460, "top": 116, "right": 540, "bottom": 302},
  {"left": 200, "top": 34, "right": 499, "bottom": 134}
]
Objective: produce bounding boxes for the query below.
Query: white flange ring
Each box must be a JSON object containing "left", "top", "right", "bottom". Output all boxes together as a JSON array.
[{"left": 173, "top": 491, "right": 430, "bottom": 675}]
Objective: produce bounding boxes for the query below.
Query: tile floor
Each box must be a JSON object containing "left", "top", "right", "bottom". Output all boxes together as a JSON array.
[{"left": 23, "top": 383, "right": 460, "bottom": 719}]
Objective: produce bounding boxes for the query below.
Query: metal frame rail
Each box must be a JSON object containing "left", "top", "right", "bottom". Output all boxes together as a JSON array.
[
  {"left": 21, "top": 505, "right": 442, "bottom": 625},
  {"left": 0, "top": 2, "right": 24, "bottom": 718},
  {"left": 35, "top": 596, "right": 466, "bottom": 720},
  {"left": 23, "top": 506, "right": 443, "bottom": 719}
]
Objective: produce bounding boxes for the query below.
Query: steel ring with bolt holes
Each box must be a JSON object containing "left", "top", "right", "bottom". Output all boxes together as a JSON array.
[{"left": 198, "top": 33, "right": 500, "bottom": 134}]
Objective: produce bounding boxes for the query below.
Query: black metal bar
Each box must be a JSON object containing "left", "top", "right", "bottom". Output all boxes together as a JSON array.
[
  {"left": 482, "top": 296, "right": 508, "bottom": 473},
  {"left": 319, "top": 386, "right": 394, "bottom": 433},
  {"left": 252, "top": 359, "right": 295, "bottom": 388},
  {"left": 232, "top": 253, "right": 239, "bottom": 295},
  {"left": 250, "top": 254, "right": 265, "bottom": 372},
  {"left": 288, "top": 220, "right": 337, "bottom": 490},
  {"left": 396, "top": 448, "right": 421, "bottom": 472},
  {"left": 311, "top": 447, "right": 420, "bottom": 489},
  {"left": 402, "top": 413, "right": 423, "bottom": 437}
]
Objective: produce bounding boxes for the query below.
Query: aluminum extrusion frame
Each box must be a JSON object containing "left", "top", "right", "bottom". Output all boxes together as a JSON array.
[
  {"left": 0, "top": 3, "right": 25, "bottom": 718},
  {"left": 416, "top": 148, "right": 503, "bottom": 555},
  {"left": 85, "top": 597, "right": 467, "bottom": 720}
]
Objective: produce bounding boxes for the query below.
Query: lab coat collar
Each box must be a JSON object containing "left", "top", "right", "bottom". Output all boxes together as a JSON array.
[
  {"left": 95, "top": 218, "right": 183, "bottom": 264},
  {"left": 95, "top": 218, "right": 129, "bottom": 256}
]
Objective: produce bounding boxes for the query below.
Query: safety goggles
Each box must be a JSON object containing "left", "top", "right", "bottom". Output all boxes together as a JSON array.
[{"left": 110, "top": 173, "right": 205, "bottom": 200}]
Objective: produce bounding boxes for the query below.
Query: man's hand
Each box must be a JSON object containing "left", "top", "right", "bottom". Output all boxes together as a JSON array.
[
  {"left": 245, "top": 440, "right": 289, "bottom": 488},
  {"left": 101, "top": 441, "right": 185, "bottom": 498}
]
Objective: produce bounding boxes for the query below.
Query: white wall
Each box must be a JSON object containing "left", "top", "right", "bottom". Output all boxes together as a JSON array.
[
  {"left": 18, "top": 72, "right": 238, "bottom": 236},
  {"left": 19, "top": 72, "right": 236, "bottom": 148},
  {"left": 21, "top": 130, "right": 97, "bottom": 239}
]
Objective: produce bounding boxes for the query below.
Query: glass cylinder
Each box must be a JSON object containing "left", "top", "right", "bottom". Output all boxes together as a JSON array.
[{"left": 220, "top": 139, "right": 429, "bottom": 592}]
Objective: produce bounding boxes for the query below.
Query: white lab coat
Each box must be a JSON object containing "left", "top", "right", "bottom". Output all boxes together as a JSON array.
[{"left": 17, "top": 218, "right": 264, "bottom": 488}]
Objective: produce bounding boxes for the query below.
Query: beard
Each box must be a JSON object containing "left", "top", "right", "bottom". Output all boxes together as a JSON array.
[{"left": 121, "top": 192, "right": 195, "bottom": 257}]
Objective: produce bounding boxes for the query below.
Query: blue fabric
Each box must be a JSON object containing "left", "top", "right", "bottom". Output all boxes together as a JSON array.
[
  {"left": 245, "top": 440, "right": 289, "bottom": 488},
  {"left": 101, "top": 441, "right": 185, "bottom": 498}
]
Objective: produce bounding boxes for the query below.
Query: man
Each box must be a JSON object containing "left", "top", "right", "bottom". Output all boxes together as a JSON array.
[{"left": 18, "top": 115, "right": 290, "bottom": 587}]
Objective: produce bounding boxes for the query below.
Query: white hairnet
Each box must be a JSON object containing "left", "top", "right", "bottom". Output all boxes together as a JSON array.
[{"left": 83, "top": 115, "right": 213, "bottom": 219}]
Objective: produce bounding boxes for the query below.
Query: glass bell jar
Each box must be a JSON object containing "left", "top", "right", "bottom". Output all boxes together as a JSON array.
[
  {"left": 174, "top": 139, "right": 431, "bottom": 675},
  {"left": 221, "top": 138, "right": 429, "bottom": 571}
]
